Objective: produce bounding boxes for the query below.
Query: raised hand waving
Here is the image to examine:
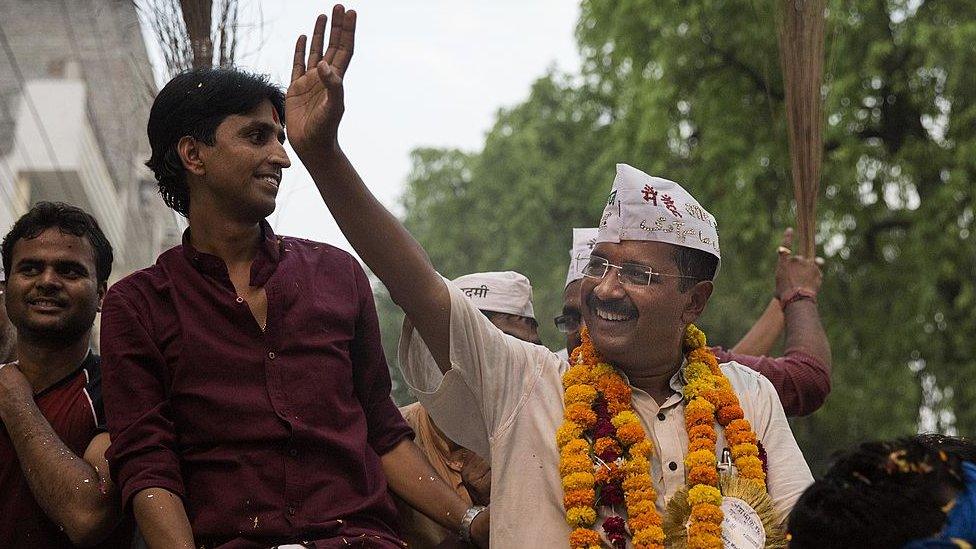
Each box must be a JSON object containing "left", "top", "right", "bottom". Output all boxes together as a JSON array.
[{"left": 286, "top": 4, "right": 356, "bottom": 158}]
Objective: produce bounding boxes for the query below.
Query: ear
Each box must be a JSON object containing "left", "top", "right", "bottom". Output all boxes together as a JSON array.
[
  {"left": 96, "top": 282, "right": 107, "bottom": 312},
  {"left": 680, "top": 280, "right": 713, "bottom": 324},
  {"left": 177, "top": 136, "right": 206, "bottom": 177}
]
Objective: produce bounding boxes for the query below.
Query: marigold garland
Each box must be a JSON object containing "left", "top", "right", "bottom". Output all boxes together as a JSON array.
[{"left": 557, "top": 324, "right": 768, "bottom": 548}]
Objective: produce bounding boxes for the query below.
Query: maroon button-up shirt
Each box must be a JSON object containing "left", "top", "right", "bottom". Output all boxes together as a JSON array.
[
  {"left": 101, "top": 222, "right": 413, "bottom": 548},
  {"left": 711, "top": 346, "right": 831, "bottom": 417}
]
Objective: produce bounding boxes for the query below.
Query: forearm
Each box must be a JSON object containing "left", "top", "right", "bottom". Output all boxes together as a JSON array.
[
  {"left": 382, "top": 439, "right": 470, "bottom": 532},
  {"left": 730, "top": 298, "right": 784, "bottom": 355},
  {"left": 782, "top": 300, "right": 831, "bottom": 369},
  {"left": 304, "top": 147, "right": 451, "bottom": 366},
  {"left": 132, "top": 488, "right": 194, "bottom": 549},
  {"left": 0, "top": 398, "right": 117, "bottom": 545}
]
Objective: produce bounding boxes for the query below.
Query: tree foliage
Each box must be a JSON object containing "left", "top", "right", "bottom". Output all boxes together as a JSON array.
[{"left": 391, "top": 0, "right": 976, "bottom": 471}]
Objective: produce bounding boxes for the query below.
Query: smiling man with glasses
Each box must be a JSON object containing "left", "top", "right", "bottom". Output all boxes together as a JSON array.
[{"left": 557, "top": 226, "right": 832, "bottom": 418}]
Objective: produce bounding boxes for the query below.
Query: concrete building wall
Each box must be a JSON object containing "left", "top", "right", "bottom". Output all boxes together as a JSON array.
[{"left": 0, "top": 0, "right": 181, "bottom": 280}]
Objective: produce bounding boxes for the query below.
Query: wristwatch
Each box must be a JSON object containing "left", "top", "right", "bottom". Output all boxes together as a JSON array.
[{"left": 458, "top": 505, "right": 488, "bottom": 543}]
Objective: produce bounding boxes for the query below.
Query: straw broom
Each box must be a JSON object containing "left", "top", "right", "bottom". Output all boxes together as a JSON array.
[{"left": 777, "top": 0, "right": 826, "bottom": 258}]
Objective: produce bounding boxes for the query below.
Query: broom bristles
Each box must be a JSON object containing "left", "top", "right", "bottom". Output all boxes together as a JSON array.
[{"left": 777, "top": 0, "right": 826, "bottom": 258}]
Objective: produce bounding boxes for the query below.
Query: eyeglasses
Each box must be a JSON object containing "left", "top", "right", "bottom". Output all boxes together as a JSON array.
[
  {"left": 553, "top": 313, "right": 581, "bottom": 333},
  {"left": 580, "top": 254, "right": 697, "bottom": 286}
]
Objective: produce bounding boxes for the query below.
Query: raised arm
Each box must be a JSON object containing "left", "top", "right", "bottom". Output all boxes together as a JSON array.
[
  {"left": 286, "top": 5, "right": 451, "bottom": 371},
  {"left": 0, "top": 366, "right": 121, "bottom": 547}
]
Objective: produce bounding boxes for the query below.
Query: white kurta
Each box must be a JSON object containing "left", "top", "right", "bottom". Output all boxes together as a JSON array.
[{"left": 399, "top": 280, "right": 813, "bottom": 547}]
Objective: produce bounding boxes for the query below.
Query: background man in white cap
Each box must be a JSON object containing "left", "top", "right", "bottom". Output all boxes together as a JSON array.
[
  {"left": 302, "top": 45, "right": 814, "bottom": 540},
  {"left": 557, "top": 227, "right": 831, "bottom": 416},
  {"left": 397, "top": 270, "right": 539, "bottom": 547}
]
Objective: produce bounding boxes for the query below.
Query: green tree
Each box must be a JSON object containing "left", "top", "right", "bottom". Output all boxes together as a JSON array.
[{"left": 392, "top": 0, "right": 976, "bottom": 472}]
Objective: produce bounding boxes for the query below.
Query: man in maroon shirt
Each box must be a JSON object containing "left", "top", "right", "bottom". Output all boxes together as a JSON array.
[
  {"left": 100, "top": 7, "right": 487, "bottom": 549},
  {"left": 0, "top": 202, "right": 128, "bottom": 547},
  {"left": 0, "top": 266, "right": 15, "bottom": 363}
]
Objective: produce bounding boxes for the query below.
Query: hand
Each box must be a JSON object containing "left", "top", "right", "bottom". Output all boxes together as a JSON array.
[
  {"left": 456, "top": 450, "right": 491, "bottom": 506},
  {"left": 774, "top": 227, "right": 823, "bottom": 300},
  {"left": 286, "top": 5, "right": 356, "bottom": 159},
  {"left": 0, "top": 363, "right": 34, "bottom": 418}
]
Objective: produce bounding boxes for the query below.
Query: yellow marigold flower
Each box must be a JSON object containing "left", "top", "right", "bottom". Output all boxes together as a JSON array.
[
  {"left": 688, "top": 424, "right": 717, "bottom": 443},
  {"left": 563, "top": 488, "right": 596, "bottom": 510},
  {"left": 594, "top": 437, "right": 621, "bottom": 456},
  {"left": 690, "top": 502, "right": 724, "bottom": 523},
  {"left": 625, "top": 488, "right": 658, "bottom": 507},
  {"left": 686, "top": 449, "right": 716, "bottom": 469},
  {"left": 682, "top": 378, "right": 711, "bottom": 400},
  {"left": 736, "top": 454, "right": 764, "bottom": 471},
  {"left": 562, "top": 471, "right": 596, "bottom": 491},
  {"left": 559, "top": 454, "right": 594, "bottom": 476},
  {"left": 624, "top": 456, "right": 650, "bottom": 476},
  {"left": 628, "top": 510, "right": 663, "bottom": 532},
  {"left": 622, "top": 473, "right": 653, "bottom": 492},
  {"left": 631, "top": 525, "right": 666, "bottom": 546},
  {"left": 611, "top": 410, "right": 640, "bottom": 428},
  {"left": 684, "top": 324, "right": 707, "bottom": 350},
  {"left": 627, "top": 499, "right": 656, "bottom": 517},
  {"left": 689, "top": 436, "right": 715, "bottom": 453},
  {"left": 566, "top": 506, "right": 597, "bottom": 527},
  {"left": 564, "top": 384, "right": 598, "bottom": 406},
  {"left": 684, "top": 361, "right": 711, "bottom": 381},
  {"left": 688, "top": 484, "right": 722, "bottom": 506},
  {"left": 689, "top": 519, "right": 724, "bottom": 538},
  {"left": 562, "top": 365, "right": 592, "bottom": 389},
  {"left": 687, "top": 531, "right": 723, "bottom": 549},
  {"left": 591, "top": 362, "right": 614, "bottom": 379},
  {"left": 565, "top": 403, "right": 598, "bottom": 428},
  {"left": 560, "top": 438, "right": 590, "bottom": 458},
  {"left": 685, "top": 397, "right": 716, "bottom": 416},
  {"left": 569, "top": 528, "right": 601, "bottom": 548},
  {"left": 718, "top": 403, "right": 744, "bottom": 425},
  {"left": 731, "top": 442, "right": 759, "bottom": 459},
  {"left": 688, "top": 465, "right": 719, "bottom": 486},
  {"left": 556, "top": 421, "right": 583, "bottom": 448},
  {"left": 629, "top": 439, "right": 653, "bottom": 458},
  {"left": 617, "top": 422, "right": 646, "bottom": 446}
]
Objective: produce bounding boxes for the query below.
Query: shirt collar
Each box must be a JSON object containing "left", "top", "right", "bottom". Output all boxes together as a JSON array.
[
  {"left": 181, "top": 220, "right": 282, "bottom": 287},
  {"left": 614, "top": 358, "right": 688, "bottom": 409}
]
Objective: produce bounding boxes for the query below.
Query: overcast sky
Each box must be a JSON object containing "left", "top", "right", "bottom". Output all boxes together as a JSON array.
[{"left": 145, "top": 1, "right": 582, "bottom": 251}]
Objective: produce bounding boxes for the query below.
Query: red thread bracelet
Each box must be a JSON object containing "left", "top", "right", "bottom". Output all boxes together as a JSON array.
[{"left": 779, "top": 288, "right": 817, "bottom": 310}]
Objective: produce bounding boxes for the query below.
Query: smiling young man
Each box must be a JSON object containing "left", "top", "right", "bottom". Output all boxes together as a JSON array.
[
  {"left": 290, "top": 8, "right": 813, "bottom": 540},
  {"left": 0, "top": 202, "right": 127, "bottom": 548},
  {"left": 99, "top": 10, "right": 488, "bottom": 548}
]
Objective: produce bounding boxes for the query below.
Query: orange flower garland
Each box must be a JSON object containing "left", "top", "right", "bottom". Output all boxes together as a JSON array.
[
  {"left": 560, "top": 327, "right": 663, "bottom": 549},
  {"left": 682, "top": 324, "right": 766, "bottom": 548},
  {"left": 557, "top": 324, "right": 767, "bottom": 549}
]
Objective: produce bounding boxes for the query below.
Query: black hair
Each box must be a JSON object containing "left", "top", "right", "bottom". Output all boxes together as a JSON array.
[
  {"left": 1, "top": 202, "right": 114, "bottom": 285},
  {"left": 671, "top": 246, "right": 718, "bottom": 292},
  {"left": 787, "top": 435, "right": 975, "bottom": 549},
  {"left": 481, "top": 310, "right": 540, "bottom": 329},
  {"left": 145, "top": 67, "right": 286, "bottom": 216}
]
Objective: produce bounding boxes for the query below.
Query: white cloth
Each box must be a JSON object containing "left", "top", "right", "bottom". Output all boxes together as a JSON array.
[
  {"left": 399, "top": 280, "right": 813, "bottom": 548},
  {"left": 565, "top": 227, "right": 599, "bottom": 287},
  {"left": 451, "top": 271, "right": 535, "bottom": 319},
  {"left": 597, "top": 164, "right": 721, "bottom": 263}
]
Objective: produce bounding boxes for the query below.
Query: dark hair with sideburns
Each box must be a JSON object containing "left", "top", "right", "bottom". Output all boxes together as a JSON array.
[
  {"left": 2, "top": 202, "right": 113, "bottom": 285},
  {"left": 145, "top": 67, "right": 286, "bottom": 216}
]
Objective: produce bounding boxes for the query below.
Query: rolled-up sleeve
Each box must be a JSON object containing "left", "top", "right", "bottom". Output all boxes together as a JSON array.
[
  {"left": 398, "top": 279, "right": 550, "bottom": 460},
  {"left": 712, "top": 347, "right": 831, "bottom": 417},
  {"left": 100, "top": 287, "right": 184, "bottom": 507},
  {"left": 350, "top": 262, "right": 414, "bottom": 456}
]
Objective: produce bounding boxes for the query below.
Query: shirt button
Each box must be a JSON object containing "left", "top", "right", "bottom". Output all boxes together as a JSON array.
[
  {"left": 288, "top": 448, "right": 298, "bottom": 457},
  {"left": 668, "top": 461, "right": 678, "bottom": 471},
  {"left": 236, "top": 296, "right": 244, "bottom": 303},
  {"left": 287, "top": 506, "right": 296, "bottom": 516},
  {"left": 268, "top": 351, "right": 276, "bottom": 360},
  {"left": 657, "top": 412, "right": 666, "bottom": 421}
]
